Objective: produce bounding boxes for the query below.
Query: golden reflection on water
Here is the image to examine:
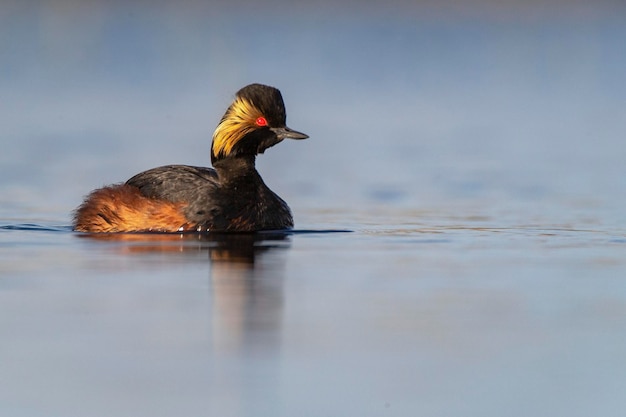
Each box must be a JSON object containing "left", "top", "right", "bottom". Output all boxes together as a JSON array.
[{"left": 77, "top": 231, "right": 287, "bottom": 257}]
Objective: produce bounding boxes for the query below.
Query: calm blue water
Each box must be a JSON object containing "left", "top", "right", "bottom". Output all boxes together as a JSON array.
[{"left": 2, "top": 2, "right": 626, "bottom": 416}]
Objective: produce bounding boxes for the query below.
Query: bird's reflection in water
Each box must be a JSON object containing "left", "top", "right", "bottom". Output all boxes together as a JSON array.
[
  {"left": 203, "top": 232, "right": 288, "bottom": 416},
  {"left": 207, "top": 232, "right": 288, "bottom": 354},
  {"left": 207, "top": 233, "right": 289, "bottom": 416},
  {"left": 78, "top": 232, "right": 289, "bottom": 349},
  {"left": 79, "top": 231, "right": 289, "bottom": 414}
]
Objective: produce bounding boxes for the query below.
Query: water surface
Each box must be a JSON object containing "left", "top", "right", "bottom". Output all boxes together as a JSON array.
[{"left": 2, "top": 2, "right": 626, "bottom": 416}]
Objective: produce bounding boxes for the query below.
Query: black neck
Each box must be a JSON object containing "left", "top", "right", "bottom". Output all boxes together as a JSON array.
[{"left": 212, "top": 155, "right": 261, "bottom": 185}]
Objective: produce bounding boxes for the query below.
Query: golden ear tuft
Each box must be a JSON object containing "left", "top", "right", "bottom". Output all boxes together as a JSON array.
[{"left": 212, "top": 97, "right": 264, "bottom": 159}]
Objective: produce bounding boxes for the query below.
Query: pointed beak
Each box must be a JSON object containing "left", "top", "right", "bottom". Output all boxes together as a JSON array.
[{"left": 271, "top": 126, "right": 309, "bottom": 140}]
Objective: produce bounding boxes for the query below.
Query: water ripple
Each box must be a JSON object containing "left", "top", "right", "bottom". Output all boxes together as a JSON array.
[{"left": 0, "top": 223, "right": 72, "bottom": 232}]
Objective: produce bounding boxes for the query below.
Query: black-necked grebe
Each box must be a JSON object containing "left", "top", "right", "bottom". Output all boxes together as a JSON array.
[{"left": 73, "top": 84, "right": 308, "bottom": 233}]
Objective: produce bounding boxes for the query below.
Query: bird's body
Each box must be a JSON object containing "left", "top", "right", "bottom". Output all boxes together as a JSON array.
[{"left": 73, "top": 84, "right": 308, "bottom": 233}]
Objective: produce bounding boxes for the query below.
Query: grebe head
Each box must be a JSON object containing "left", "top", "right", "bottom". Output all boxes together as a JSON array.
[{"left": 211, "top": 84, "right": 308, "bottom": 163}]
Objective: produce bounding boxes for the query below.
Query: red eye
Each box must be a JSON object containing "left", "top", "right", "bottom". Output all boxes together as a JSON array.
[{"left": 255, "top": 117, "right": 268, "bottom": 126}]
